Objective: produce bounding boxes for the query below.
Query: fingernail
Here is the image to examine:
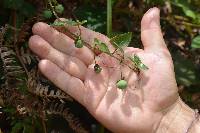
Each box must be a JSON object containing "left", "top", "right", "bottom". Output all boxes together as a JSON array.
[{"left": 147, "top": 7, "right": 160, "bottom": 28}]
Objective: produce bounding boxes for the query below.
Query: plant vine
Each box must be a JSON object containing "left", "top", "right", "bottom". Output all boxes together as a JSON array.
[{"left": 45, "top": 0, "right": 149, "bottom": 90}]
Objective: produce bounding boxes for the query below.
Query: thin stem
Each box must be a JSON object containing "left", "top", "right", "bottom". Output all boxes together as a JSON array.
[
  {"left": 180, "top": 21, "right": 200, "bottom": 28},
  {"left": 48, "top": 1, "right": 138, "bottom": 73},
  {"left": 107, "top": 0, "right": 112, "bottom": 37},
  {"left": 53, "top": 23, "right": 137, "bottom": 72},
  {"left": 12, "top": 10, "right": 29, "bottom": 76},
  {"left": 77, "top": 24, "right": 82, "bottom": 37},
  {"left": 99, "top": 124, "right": 105, "bottom": 133},
  {"left": 44, "top": 0, "right": 48, "bottom": 8},
  {"left": 161, "top": 16, "right": 200, "bottom": 28},
  {"left": 48, "top": 0, "right": 59, "bottom": 19},
  {"left": 41, "top": 114, "right": 47, "bottom": 133}
]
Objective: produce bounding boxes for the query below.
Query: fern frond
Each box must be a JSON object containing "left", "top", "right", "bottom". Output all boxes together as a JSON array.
[
  {"left": 27, "top": 70, "right": 72, "bottom": 101},
  {"left": 0, "top": 28, "right": 26, "bottom": 90},
  {"left": 17, "top": 17, "right": 42, "bottom": 45},
  {"left": 20, "top": 47, "right": 37, "bottom": 65},
  {"left": 1, "top": 46, "right": 25, "bottom": 77},
  {"left": 46, "top": 102, "right": 89, "bottom": 133}
]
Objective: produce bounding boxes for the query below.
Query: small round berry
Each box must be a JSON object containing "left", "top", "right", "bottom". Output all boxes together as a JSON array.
[
  {"left": 116, "top": 80, "right": 127, "bottom": 90},
  {"left": 55, "top": 4, "right": 64, "bottom": 14},
  {"left": 43, "top": 10, "right": 52, "bottom": 19},
  {"left": 94, "top": 64, "right": 102, "bottom": 73},
  {"left": 75, "top": 37, "right": 83, "bottom": 48}
]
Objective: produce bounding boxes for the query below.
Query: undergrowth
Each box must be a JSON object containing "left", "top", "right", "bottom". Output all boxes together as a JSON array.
[{"left": 0, "top": 0, "right": 200, "bottom": 132}]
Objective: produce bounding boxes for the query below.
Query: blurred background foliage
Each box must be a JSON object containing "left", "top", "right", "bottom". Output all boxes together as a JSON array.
[{"left": 0, "top": 0, "right": 200, "bottom": 132}]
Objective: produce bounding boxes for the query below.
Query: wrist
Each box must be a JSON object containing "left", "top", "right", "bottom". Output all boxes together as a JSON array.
[
  {"left": 156, "top": 97, "right": 196, "bottom": 133},
  {"left": 189, "top": 110, "right": 200, "bottom": 133}
]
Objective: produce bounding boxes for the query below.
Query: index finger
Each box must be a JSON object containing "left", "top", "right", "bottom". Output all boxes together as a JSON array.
[{"left": 54, "top": 18, "right": 115, "bottom": 52}]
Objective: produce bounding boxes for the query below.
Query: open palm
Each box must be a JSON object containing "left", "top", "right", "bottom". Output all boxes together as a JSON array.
[{"left": 29, "top": 8, "right": 179, "bottom": 133}]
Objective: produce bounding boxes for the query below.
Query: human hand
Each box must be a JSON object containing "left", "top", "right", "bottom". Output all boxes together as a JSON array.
[{"left": 29, "top": 7, "right": 179, "bottom": 133}]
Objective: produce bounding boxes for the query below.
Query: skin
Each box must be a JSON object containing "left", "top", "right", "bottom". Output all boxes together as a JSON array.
[{"left": 29, "top": 7, "right": 179, "bottom": 133}]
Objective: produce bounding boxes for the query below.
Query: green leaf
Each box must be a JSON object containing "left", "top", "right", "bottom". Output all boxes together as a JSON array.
[
  {"left": 23, "top": 125, "right": 34, "bottom": 133},
  {"left": 3, "top": 0, "right": 24, "bottom": 10},
  {"left": 65, "top": 19, "right": 87, "bottom": 26},
  {"left": 129, "top": 54, "right": 148, "bottom": 70},
  {"left": 75, "top": 6, "right": 106, "bottom": 33},
  {"left": 171, "top": 0, "right": 197, "bottom": 20},
  {"left": 51, "top": 21, "right": 66, "bottom": 26},
  {"left": 51, "top": 19, "right": 87, "bottom": 26},
  {"left": 110, "top": 32, "right": 132, "bottom": 50},
  {"left": 3, "top": 0, "right": 36, "bottom": 17},
  {"left": 11, "top": 122, "right": 23, "bottom": 133},
  {"left": 191, "top": 35, "right": 200, "bottom": 48},
  {"left": 20, "top": 1, "right": 36, "bottom": 17},
  {"left": 130, "top": 54, "right": 140, "bottom": 64},
  {"left": 98, "top": 43, "right": 110, "bottom": 54},
  {"left": 138, "top": 63, "right": 149, "bottom": 70},
  {"left": 75, "top": 37, "right": 84, "bottom": 48},
  {"left": 94, "top": 38, "right": 110, "bottom": 54},
  {"left": 55, "top": 4, "right": 64, "bottom": 14},
  {"left": 182, "top": 7, "right": 196, "bottom": 19},
  {"left": 173, "top": 51, "right": 200, "bottom": 86},
  {"left": 76, "top": 20, "right": 87, "bottom": 25},
  {"left": 43, "top": 10, "right": 52, "bottom": 19},
  {"left": 3, "top": 107, "right": 16, "bottom": 114}
]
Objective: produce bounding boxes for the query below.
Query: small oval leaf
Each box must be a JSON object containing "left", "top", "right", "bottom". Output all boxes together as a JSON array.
[
  {"left": 94, "top": 38, "right": 110, "bottom": 54},
  {"left": 138, "top": 63, "right": 148, "bottom": 70},
  {"left": 191, "top": 35, "right": 200, "bottom": 48},
  {"left": 110, "top": 32, "right": 132, "bottom": 49},
  {"left": 129, "top": 54, "right": 149, "bottom": 70},
  {"left": 51, "top": 19, "right": 87, "bottom": 26}
]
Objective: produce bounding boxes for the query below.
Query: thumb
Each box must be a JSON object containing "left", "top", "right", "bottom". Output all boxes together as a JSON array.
[{"left": 141, "top": 7, "right": 166, "bottom": 52}]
